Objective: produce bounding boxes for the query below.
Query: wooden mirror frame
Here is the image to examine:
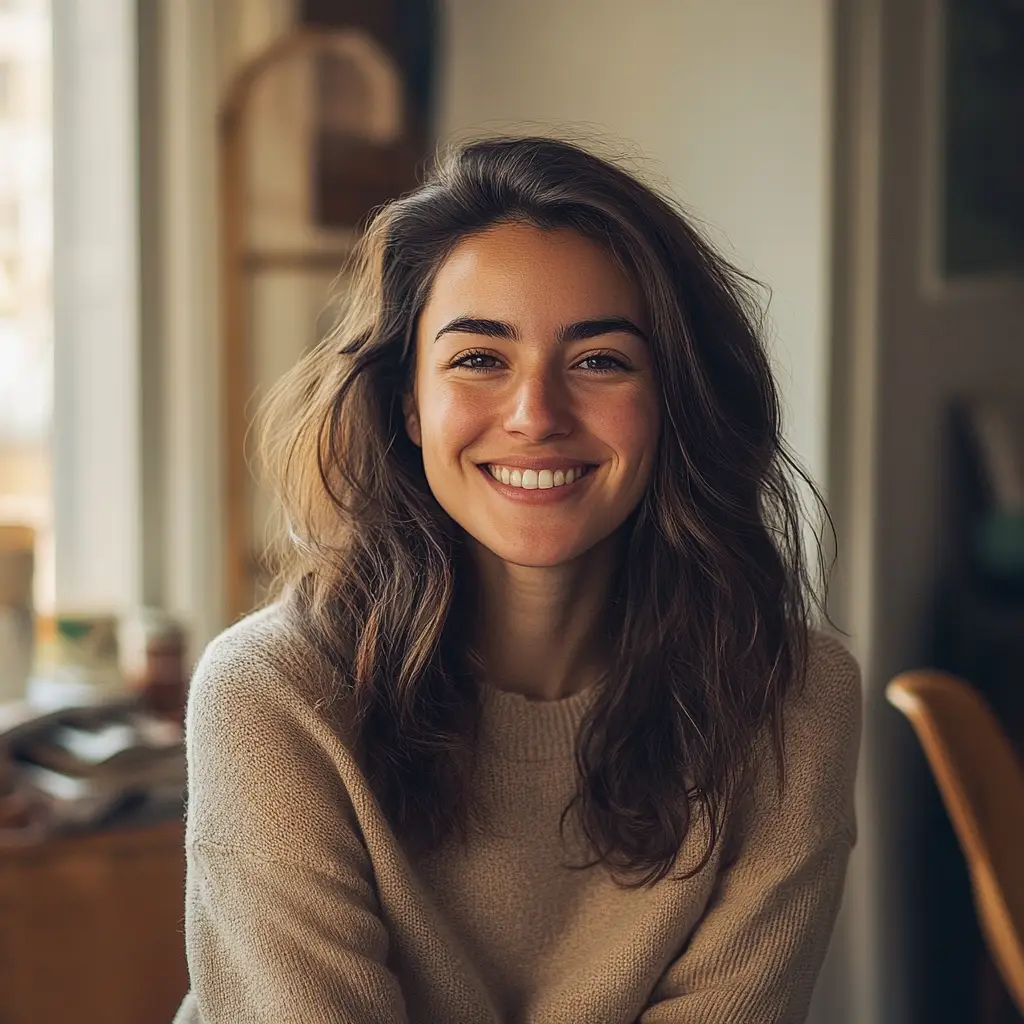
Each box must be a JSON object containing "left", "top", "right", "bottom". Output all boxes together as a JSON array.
[{"left": 218, "top": 28, "right": 382, "bottom": 621}]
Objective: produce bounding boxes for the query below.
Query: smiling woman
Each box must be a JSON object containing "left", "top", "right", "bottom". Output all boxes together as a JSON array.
[{"left": 173, "top": 137, "right": 861, "bottom": 1024}]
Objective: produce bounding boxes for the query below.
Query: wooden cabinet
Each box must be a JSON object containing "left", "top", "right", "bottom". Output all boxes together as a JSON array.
[{"left": 0, "top": 819, "right": 188, "bottom": 1024}]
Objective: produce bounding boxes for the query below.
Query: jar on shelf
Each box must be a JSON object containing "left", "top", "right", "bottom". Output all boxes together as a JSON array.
[{"left": 120, "top": 608, "right": 188, "bottom": 723}]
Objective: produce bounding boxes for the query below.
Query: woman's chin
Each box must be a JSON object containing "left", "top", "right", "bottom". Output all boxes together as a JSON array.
[{"left": 472, "top": 533, "right": 600, "bottom": 570}]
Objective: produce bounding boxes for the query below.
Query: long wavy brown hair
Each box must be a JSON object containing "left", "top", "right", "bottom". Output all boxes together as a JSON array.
[{"left": 259, "top": 135, "right": 830, "bottom": 888}]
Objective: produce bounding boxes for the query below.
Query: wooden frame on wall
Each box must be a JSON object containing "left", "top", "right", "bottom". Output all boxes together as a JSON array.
[
  {"left": 217, "top": 23, "right": 426, "bottom": 621},
  {"left": 219, "top": 29, "right": 349, "bottom": 622}
]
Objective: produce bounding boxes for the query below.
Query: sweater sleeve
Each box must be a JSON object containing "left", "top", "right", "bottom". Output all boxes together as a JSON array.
[
  {"left": 176, "top": 618, "right": 410, "bottom": 1024},
  {"left": 638, "top": 634, "right": 862, "bottom": 1024}
]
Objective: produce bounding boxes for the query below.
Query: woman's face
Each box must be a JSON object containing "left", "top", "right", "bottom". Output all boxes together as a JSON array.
[{"left": 405, "top": 221, "right": 661, "bottom": 568}]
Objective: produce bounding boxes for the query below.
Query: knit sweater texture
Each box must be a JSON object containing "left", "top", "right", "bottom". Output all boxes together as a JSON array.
[{"left": 172, "top": 604, "right": 861, "bottom": 1024}]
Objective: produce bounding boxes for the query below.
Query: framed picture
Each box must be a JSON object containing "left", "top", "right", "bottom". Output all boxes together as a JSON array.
[{"left": 940, "top": 0, "right": 1024, "bottom": 279}]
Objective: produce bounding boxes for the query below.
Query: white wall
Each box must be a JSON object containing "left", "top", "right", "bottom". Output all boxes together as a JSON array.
[{"left": 437, "top": 0, "right": 835, "bottom": 485}]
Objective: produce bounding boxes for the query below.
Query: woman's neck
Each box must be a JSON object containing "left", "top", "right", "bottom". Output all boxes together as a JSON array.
[{"left": 464, "top": 534, "right": 619, "bottom": 702}]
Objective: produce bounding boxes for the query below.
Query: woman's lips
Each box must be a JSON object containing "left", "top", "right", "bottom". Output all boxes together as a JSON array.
[{"left": 476, "top": 463, "right": 597, "bottom": 504}]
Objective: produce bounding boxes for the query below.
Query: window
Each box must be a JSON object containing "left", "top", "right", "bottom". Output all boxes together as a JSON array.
[{"left": 0, "top": 0, "right": 52, "bottom": 634}]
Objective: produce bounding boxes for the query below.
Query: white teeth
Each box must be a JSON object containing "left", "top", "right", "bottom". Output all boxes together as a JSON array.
[{"left": 486, "top": 464, "right": 590, "bottom": 489}]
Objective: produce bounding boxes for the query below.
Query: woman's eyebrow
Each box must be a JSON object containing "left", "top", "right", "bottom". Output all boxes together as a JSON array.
[
  {"left": 558, "top": 316, "right": 648, "bottom": 344},
  {"left": 434, "top": 315, "right": 648, "bottom": 344},
  {"left": 434, "top": 317, "right": 517, "bottom": 342}
]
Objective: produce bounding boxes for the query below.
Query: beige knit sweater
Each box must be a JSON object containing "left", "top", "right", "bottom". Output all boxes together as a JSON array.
[{"left": 172, "top": 604, "right": 861, "bottom": 1024}]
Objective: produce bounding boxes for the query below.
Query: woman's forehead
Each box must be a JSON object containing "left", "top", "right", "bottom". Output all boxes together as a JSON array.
[{"left": 420, "top": 222, "right": 648, "bottom": 333}]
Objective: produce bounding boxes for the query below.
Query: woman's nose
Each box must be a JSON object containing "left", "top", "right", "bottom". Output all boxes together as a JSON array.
[{"left": 502, "top": 370, "right": 573, "bottom": 441}]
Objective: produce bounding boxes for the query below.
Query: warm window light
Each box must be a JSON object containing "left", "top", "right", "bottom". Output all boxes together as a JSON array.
[{"left": 0, "top": 0, "right": 53, "bottom": 629}]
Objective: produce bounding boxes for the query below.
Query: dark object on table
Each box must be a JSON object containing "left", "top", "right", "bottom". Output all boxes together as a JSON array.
[
  {"left": 121, "top": 607, "right": 189, "bottom": 723},
  {"left": 0, "top": 698, "right": 185, "bottom": 842}
]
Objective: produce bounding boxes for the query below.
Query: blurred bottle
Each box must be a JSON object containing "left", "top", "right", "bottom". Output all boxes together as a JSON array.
[
  {"left": 0, "top": 525, "right": 35, "bottom": 702},
  {"left": 120, "top": 608, "right": 187, "bottom": 724}
]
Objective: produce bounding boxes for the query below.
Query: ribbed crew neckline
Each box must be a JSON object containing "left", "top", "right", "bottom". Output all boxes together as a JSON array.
[{"left": 477, "top": 680, "right": 599, "bottom": 762}]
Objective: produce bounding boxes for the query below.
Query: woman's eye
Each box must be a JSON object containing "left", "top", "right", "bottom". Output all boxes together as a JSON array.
[
  {"left": 577, "top": 353, "right": 628, "bottom": 373},
  {"left": 448, "top": 351, "right": 630, "bottom": 373},
  {"left": 450, "top": 351, "right": 503, "bottom": 371}
]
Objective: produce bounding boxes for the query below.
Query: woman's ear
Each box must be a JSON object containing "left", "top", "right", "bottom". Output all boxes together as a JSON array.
[{"left": 403, "top": 391, "right": 422, "bottom": 447}]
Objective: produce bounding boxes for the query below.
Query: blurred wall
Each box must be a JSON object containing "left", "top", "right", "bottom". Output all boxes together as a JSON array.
[
  {"left": 437, "top": 0, "right": 835, "bottom": 487},
  {"left": 832, "top": 1, "right": 1024, "bottom": 1021}
]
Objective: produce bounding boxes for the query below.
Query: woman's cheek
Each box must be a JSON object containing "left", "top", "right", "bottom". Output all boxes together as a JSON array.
[
  {"left": 590, "top": 389, "right": 659, "bottom": 460},
  {"left": 419, "top": 381, "right": 492, "bottom": 466}
]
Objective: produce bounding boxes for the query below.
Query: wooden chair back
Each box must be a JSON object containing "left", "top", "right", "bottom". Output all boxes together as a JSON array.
[{"left": 886, "top": 670, "right": 1024, "bottom": 1015}]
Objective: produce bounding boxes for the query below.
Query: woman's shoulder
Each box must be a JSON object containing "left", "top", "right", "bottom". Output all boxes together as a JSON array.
[
  {"left": 192, "top": 601, "right": 314, "bottom": 680},
  {"left": 186, "top": 602, "right": 349, "bottom": 746},
  {"left": 183, "top": 604, "right": 365, "bottom": 859},
  {"left": 766, "top": 629, "right": 862, "bottom": 832},
  {"left": 798, "top": 629, "right": 862, "bottom": 731}
]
